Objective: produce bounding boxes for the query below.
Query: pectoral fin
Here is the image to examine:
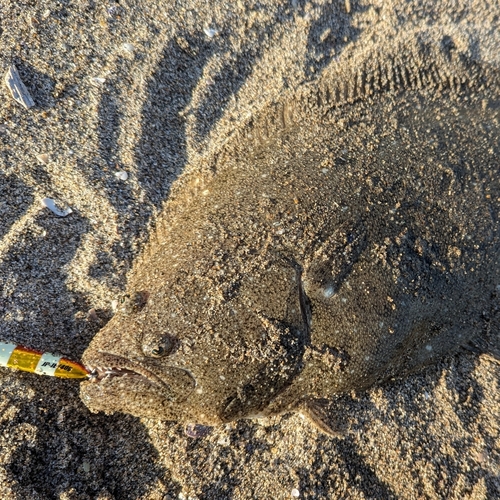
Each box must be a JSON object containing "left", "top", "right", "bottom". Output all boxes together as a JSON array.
[{"left": 300, "top": 398, "right": 347, "bottom": 437}]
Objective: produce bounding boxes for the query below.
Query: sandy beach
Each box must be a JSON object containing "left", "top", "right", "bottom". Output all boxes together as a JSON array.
[{"left": 0, "top": 0, "right": 499, "bottom": 498}]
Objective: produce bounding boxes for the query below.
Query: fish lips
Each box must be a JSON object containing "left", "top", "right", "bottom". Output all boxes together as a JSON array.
[{"left": 80, "top": 352, "right": 196, "bottom": 416}]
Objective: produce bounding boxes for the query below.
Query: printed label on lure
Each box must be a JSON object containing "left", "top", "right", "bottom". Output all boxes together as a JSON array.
[{"left": 35, "top": 352, "right": 62, "bottom": 376}]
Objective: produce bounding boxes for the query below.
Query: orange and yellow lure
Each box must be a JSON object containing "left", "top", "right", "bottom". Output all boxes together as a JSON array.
[{"left": 0, "top": 341, "right": 89, "bottom": 379}]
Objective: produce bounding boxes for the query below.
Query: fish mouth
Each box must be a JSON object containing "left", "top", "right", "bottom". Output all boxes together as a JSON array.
[
  {"left": 86, "top": 353, "right": 166, "bottom": 386},
  {"left": 82, "top": 351, "right": 196, "bottom": 402},
  {"left": 88, "top": 365, "right": 154, "bottom": 384}
]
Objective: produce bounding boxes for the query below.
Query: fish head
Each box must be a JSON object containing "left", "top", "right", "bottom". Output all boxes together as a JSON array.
[{"left": 80, "top": 245, "right": 309, "bottom": 425}]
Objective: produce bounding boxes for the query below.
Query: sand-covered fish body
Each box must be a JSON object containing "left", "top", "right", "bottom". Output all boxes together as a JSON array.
[{"left": 80, "top": 37, "right": 500, "bottom": 430}]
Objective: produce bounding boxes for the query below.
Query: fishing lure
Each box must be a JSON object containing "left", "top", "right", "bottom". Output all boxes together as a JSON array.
[{"left": 0, "top": 341, "right": 90, "bottom": 379}]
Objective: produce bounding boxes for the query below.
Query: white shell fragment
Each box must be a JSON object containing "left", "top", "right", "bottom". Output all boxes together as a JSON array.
[
  {"left": 122, "top": 43, "right": 135, "bottom": 53},
  {"left": 115, "top": 170, "right": 128, "bottom": 181},
  {"left": 4, "top": 64, "right": 35, "bottom": 109},
  {"left": 41, "top": 197, "right": 73, "bottom": 217},
  {"left": 36, "top": 153, "right": 49, "bottom": 165},
  {"left": 203, "top": 27, "right": 217, "bottom": 38},
  {"left": 91, "top": 77, "right": 106, "bottom": 86}
]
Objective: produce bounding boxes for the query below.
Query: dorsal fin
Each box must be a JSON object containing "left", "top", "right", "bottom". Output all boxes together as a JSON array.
[{"left": 236, "top": 31, "right": 492, "bottom": 150}]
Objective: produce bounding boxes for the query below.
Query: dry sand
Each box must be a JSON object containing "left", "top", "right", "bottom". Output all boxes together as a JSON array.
[{"left": 0, "top": 0, "right": 499, "bottom": 498}]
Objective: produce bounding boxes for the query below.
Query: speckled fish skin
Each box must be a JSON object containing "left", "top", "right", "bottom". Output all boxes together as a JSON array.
[{"left": 80, "top": 36, "right": 500, "bottom": 428}]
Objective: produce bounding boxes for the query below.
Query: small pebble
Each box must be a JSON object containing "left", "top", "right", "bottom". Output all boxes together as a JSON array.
[
  {"left": 107, "top": 6, "right": 119, "bottom": 17},
  {"left": 115, "top": 170, "right": 128, "bottom": 181},
  {"left": 87, "top": 308, "right": 100, "bottom": 323},
  {"left": 291, "top": 488, "right": 300, "bottom": 497},
  {"left": 184, "top": 423, "right": 211, "bottom": 438},
  {"left": 476, "top": 449, "right": 489, "bottom": 464},
  {"left": 217, "top": 435, "right": 230, "bottom": 446}
]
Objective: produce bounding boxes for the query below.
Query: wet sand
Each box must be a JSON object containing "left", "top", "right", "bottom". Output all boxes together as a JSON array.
[{"left": 0, "top": 1, "right": 499, "bottom": 498}]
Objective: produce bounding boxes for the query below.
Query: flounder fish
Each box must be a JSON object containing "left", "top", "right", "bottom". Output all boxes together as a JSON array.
[{"left": 80, "top": 33, "right": 500, "bottom": 434}]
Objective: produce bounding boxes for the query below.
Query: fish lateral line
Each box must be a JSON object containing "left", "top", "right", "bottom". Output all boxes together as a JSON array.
[{"left": 0, "top": 341, "right": 90, "bottom": 379}]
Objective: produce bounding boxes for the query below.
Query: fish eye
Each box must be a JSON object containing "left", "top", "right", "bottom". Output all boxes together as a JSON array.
[
  {"left": 131, "top": 291, "right": 149, "bottom": 312},
  {"left": 143, "top": 336, "right": 175, "bottom": 358},
  {"left": 119, "top": 291, "right": 150, "bottom": 314}
]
